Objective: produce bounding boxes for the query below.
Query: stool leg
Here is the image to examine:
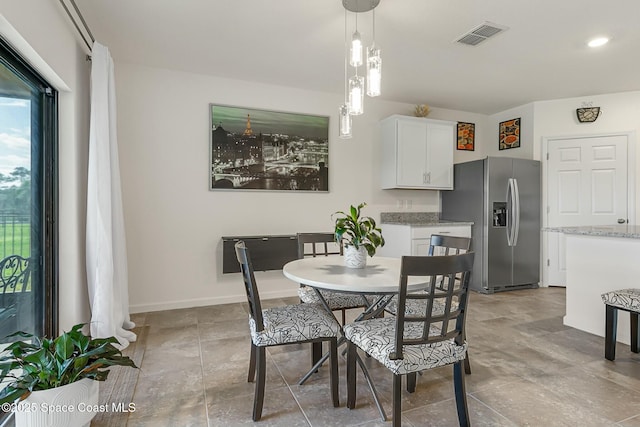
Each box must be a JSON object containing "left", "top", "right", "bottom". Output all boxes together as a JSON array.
[
  {"left": 311, "top": 342, "right": 322, "bottom": 371},
  {"left": 605, "top": 305, "right": 618, "bottom": 361},
  {"left": 631, "top": 312, "right": 639, "bottom": 354}
]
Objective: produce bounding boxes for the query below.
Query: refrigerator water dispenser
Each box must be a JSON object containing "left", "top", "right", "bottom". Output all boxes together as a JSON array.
[{"left": 492, "top": 202, "right": 506, "bottom": 227}]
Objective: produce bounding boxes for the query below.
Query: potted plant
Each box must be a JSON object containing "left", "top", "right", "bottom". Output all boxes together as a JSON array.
[
  {"left": 0, "top": 324, "right": 137, "bottom": 427},
  {"left": 333, "top": 202, "right": 385, "bottom": 268}
]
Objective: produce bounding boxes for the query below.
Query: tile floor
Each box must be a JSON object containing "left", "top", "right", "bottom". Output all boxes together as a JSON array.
[{"left": 92, "top": 287, "right": 640, "bottom": 426}]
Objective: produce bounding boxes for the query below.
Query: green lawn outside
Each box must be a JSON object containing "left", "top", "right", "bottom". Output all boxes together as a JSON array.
[{"left": 0, "top": 223, "right": 30, "bottom": 260}]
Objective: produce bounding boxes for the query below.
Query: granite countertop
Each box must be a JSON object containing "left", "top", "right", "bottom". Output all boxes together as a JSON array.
[
  {"left": 380, "top": 212, "right": 473, "bottom": 226},
  {"left": 544, "top": 224, "right": 640, "bottom": 239}
]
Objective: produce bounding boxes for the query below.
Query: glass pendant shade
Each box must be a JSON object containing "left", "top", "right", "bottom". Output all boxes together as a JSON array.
[
  {"left": 348, "top": 75, "right": 364, "bottom": 115},
  {"left": 339, "top": 104, "right": 352, "bottom": 138},
  {"left": 366, "top": 46, "right": 382, "bottom": 97},
  {"left": 350, "top": 31, "right": 363, "bottom": 67}
]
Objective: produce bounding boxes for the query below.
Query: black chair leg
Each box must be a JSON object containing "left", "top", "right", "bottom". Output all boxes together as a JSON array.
[
  {"left": 453, "top": 361, "right": 470, "bottom": 427},
  {"left": 329, "top": 338, "right": 339, "bottom": 407},
  {"left": 406, "top": 372, "right": 416, "bottom": 393},
  {"left": 311, "top": 342, "right": 322, "bottom": 371},
  {"left": 346, "top": 342, "right": 357, "bottom": 409},
  {"left": 253, "top": 346, "right": 266, "bottom": 421},
  {"left": 248, "top": 343, "right": 256, "bottom": 382},
  {"left": 605, "top": 304, "right": 618, "bottom": 361},
  {"left": 462, "top": 330, "right": 471, "bottom": 374},
  {"left": 392, "top": 374, "right": 402, "bottom": 427},
  {"left": 631, "top": 312, "right": 639, "bottom": 353}
]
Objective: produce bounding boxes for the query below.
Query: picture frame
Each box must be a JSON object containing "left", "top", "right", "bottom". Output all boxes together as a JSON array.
[
  {"left": 499, "top": 117, "right": 521, "bottom": 150},
  {"left": 456, "top": 122, "right": 475, "bottom": 151},
  {"left": 209, "top": 104, "right": 329, "bottom": 192}
]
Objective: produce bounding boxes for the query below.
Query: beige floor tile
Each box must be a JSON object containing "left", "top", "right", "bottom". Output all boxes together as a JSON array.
[
  {"left": 92, "top": 287, "right": 640, "bottom": 426},
  {"left": 403, "top": 395, "right": 515, "bottom": 427},
  {"left": 206, "top": 385, "right": 308, "bottom": 426},
  {"left": 472, "top": 377, "right": 615, "bottom": 426}
]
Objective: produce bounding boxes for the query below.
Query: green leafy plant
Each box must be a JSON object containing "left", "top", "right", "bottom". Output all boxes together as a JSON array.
[
  {"left": 333, "top": 202, "right": 385, "bottom": 257},
  {"left": 0, "top": 324, "right": 137, "bottom": 404}
]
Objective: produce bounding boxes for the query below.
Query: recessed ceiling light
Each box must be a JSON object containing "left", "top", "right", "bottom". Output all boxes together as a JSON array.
[{"left": 588, "top": 37, "right": 609, "bottom": 48}]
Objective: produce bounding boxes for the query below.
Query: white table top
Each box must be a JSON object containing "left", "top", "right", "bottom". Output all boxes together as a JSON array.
[{"left": 282, "top": 256, "right": 427, "bottom": 294}]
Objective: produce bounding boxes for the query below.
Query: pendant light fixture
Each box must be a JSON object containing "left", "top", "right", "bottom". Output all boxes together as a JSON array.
[
  {"left": 339, "top": 9, "right": 352, "bottom": 138},
  {"left": 348, "top": 73, "right": 364, "bottom": 115},
  {"left": 350, "top": 13, "right": 363, "bottom": 67},
  {"left": 366, "top": 8, "right": 381, "bottom": 97},
  {"left": 338, "top": 0, "right": 381, "bottom": 137}
]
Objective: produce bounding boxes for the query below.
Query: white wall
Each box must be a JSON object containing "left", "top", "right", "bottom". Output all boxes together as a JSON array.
[
  {"left": 115, "top": 63, "right": 484, "bottom": 312},
  {"left": 0, "top": 1, "right": 91, "bottom": 332}
]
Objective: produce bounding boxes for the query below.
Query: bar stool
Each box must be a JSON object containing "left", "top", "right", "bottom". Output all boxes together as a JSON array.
[{"left": 601, "top": 288, "right": 640, "bottom": 361}]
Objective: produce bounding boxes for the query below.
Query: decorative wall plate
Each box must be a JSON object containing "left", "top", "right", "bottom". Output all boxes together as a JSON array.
[{"left": 576, "top": 107, "right": 600, "bottom": 123}]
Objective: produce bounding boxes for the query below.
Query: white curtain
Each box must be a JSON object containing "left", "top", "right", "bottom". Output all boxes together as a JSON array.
[{"left": 86, "top": 42, "right": 136, "bottom": 349}]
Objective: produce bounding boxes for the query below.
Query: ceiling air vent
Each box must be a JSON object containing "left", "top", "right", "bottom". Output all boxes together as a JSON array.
[{"left": 455, "top": 22, "right": 508, "bottom": 46}]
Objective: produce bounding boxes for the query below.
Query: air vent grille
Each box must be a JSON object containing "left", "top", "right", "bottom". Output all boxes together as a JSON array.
[{"left": 455, "top": 22, "right": 508, "bottom": 46}]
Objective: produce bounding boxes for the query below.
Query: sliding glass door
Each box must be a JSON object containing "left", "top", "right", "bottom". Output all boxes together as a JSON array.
[{"left": 0, "top": 38, "right": 57, "bottom": 346}]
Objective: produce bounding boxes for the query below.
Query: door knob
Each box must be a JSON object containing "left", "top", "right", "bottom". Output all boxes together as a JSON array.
[{"left": 617, "top": 218, "right": 627, "bottom": 224}]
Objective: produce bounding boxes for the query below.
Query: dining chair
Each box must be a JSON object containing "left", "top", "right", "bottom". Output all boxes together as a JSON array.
[
  {"left": 297, "top": 232, "right": 372, "bottom": 368},
  {"left": 385, "top": 234, "right": 473, "bottom": 375},
  {"left": 297, "top": 232, "right": 370, "bottom": 325},
  {"left": 234, "top": 241, "right": 340, "bottom": 421},
  {"left": 344, "top": 252, "right": 475, "bottom": 427}
]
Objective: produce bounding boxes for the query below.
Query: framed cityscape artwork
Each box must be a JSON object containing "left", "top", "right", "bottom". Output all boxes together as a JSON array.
[
  {"left": 456, "top": 122, "right": 475, "bottom": 151},
  {"left": 209, "top": 104, "right": 329, "bottom": 192},
  {"left": 499, "top": 117, "right": 521, "bottom": 150}
]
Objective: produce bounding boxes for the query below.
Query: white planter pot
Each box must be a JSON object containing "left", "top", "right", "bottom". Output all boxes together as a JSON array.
[
  {"left": 15, "top": 378, "right": 99, "bottom": 427},
  {"left": 344, "top": 245, "right": 367, "bottom": 268}
]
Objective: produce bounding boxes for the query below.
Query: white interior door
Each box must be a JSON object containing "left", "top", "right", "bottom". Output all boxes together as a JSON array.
[{"left": 545, "top": 134, "right": 631, "bottom": 285}]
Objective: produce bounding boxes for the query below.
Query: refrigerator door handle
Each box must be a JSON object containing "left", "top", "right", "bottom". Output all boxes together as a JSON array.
[
  {"left": 506, "top": 179, "right": 514, "bottom": 246},
  {"left": 512, "top": 178, "right": 521, "bottom": 246}
]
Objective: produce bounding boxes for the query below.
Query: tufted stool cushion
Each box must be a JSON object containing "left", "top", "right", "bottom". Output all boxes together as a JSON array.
[
  {"left": 601, "top": 288, "right": 640, "bottom": 312},
  {"left": 249, "top": 303, "right": 340, "bottom": 347},
  {"left": 343, "top": 317, "right": 467, "bottom": 375},
  {"left": 601, "top": 288, "right": 640, "bottom": 361}
]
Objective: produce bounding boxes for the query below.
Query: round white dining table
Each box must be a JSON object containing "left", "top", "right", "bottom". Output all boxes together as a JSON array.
[{"left": 282, "top": 256, "right": 427, "bottom": 294}]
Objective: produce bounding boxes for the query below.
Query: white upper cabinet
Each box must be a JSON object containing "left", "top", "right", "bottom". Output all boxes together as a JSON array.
[{"left": 380, "top": 115, "right": 455, "bottom": 190}]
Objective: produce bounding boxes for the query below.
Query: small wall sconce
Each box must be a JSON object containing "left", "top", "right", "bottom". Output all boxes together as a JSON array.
[{"left": 576, "top": 107, "right": 601, "bottom": 123}]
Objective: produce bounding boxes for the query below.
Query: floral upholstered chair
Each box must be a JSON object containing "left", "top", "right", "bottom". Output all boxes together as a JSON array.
[
  {"left": 344, "top": 252, "right": 475, "bottom": 427},
  {"left": 296, "top": 232, "right": 372, "bottom": 367},
  {"left": 384, "top": 234, "right": 472, "bottom": 376},
  {"left": 234, "top": 241, "right": 339, "bottom": 421},
  {"left": 296, "top": 232, "right": 370, "bottom": 324}
]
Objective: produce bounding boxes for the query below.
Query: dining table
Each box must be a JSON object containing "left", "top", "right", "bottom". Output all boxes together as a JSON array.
[{"left": 282, "top": 255, "right": 428, "bottom": 421}]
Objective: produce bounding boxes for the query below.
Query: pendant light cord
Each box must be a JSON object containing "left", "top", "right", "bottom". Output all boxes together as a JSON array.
[
  {"left": 344, "top": 8, "right": 348, "bottom": 103},
  {"left": 372, "top": 7, "right": 376, "bottom": 47}
]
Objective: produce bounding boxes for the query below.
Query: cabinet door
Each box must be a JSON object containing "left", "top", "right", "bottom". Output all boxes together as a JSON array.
[
  {"left": 396, "top": 119, "right": 427, "bottom": 187},
  {"left": 412, "top": 239, "right": 431, "bottom": 256},
  {"left": 425, "top": 122, "right": 454, "bottom": 189},
  {"left": 410, "top": 225, "right": 472, "bottom": 255}
]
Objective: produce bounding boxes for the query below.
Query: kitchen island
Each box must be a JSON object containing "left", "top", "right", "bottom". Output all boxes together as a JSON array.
[{"left": 553, "top": 224, "right": 640, "bottom": 345}]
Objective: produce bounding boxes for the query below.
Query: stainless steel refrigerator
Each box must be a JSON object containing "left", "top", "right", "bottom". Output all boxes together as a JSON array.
[{"left": 441, "top": 157, "right": 540, "bottom": 293}]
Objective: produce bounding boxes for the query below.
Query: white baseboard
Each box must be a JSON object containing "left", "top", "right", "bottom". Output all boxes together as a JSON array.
[{"left": 129, "top": 288, "right": 299, "bottom": 314}]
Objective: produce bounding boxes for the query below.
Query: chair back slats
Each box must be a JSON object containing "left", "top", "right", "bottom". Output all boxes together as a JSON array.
[
  {"left": 0, "top": 255, "right": 31, "bottom": 296},
  {"left": 297, "top": 233, "right": 342, "bottom": 258},
  {"left": 235, "top": 241, "right": 264, "bottom": 331},
  {"left": 391, "top": 253, "right": 474, "bottom": 361},
  {"left": 427, "top": 234, "right": 471, "bottom": 256}
]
